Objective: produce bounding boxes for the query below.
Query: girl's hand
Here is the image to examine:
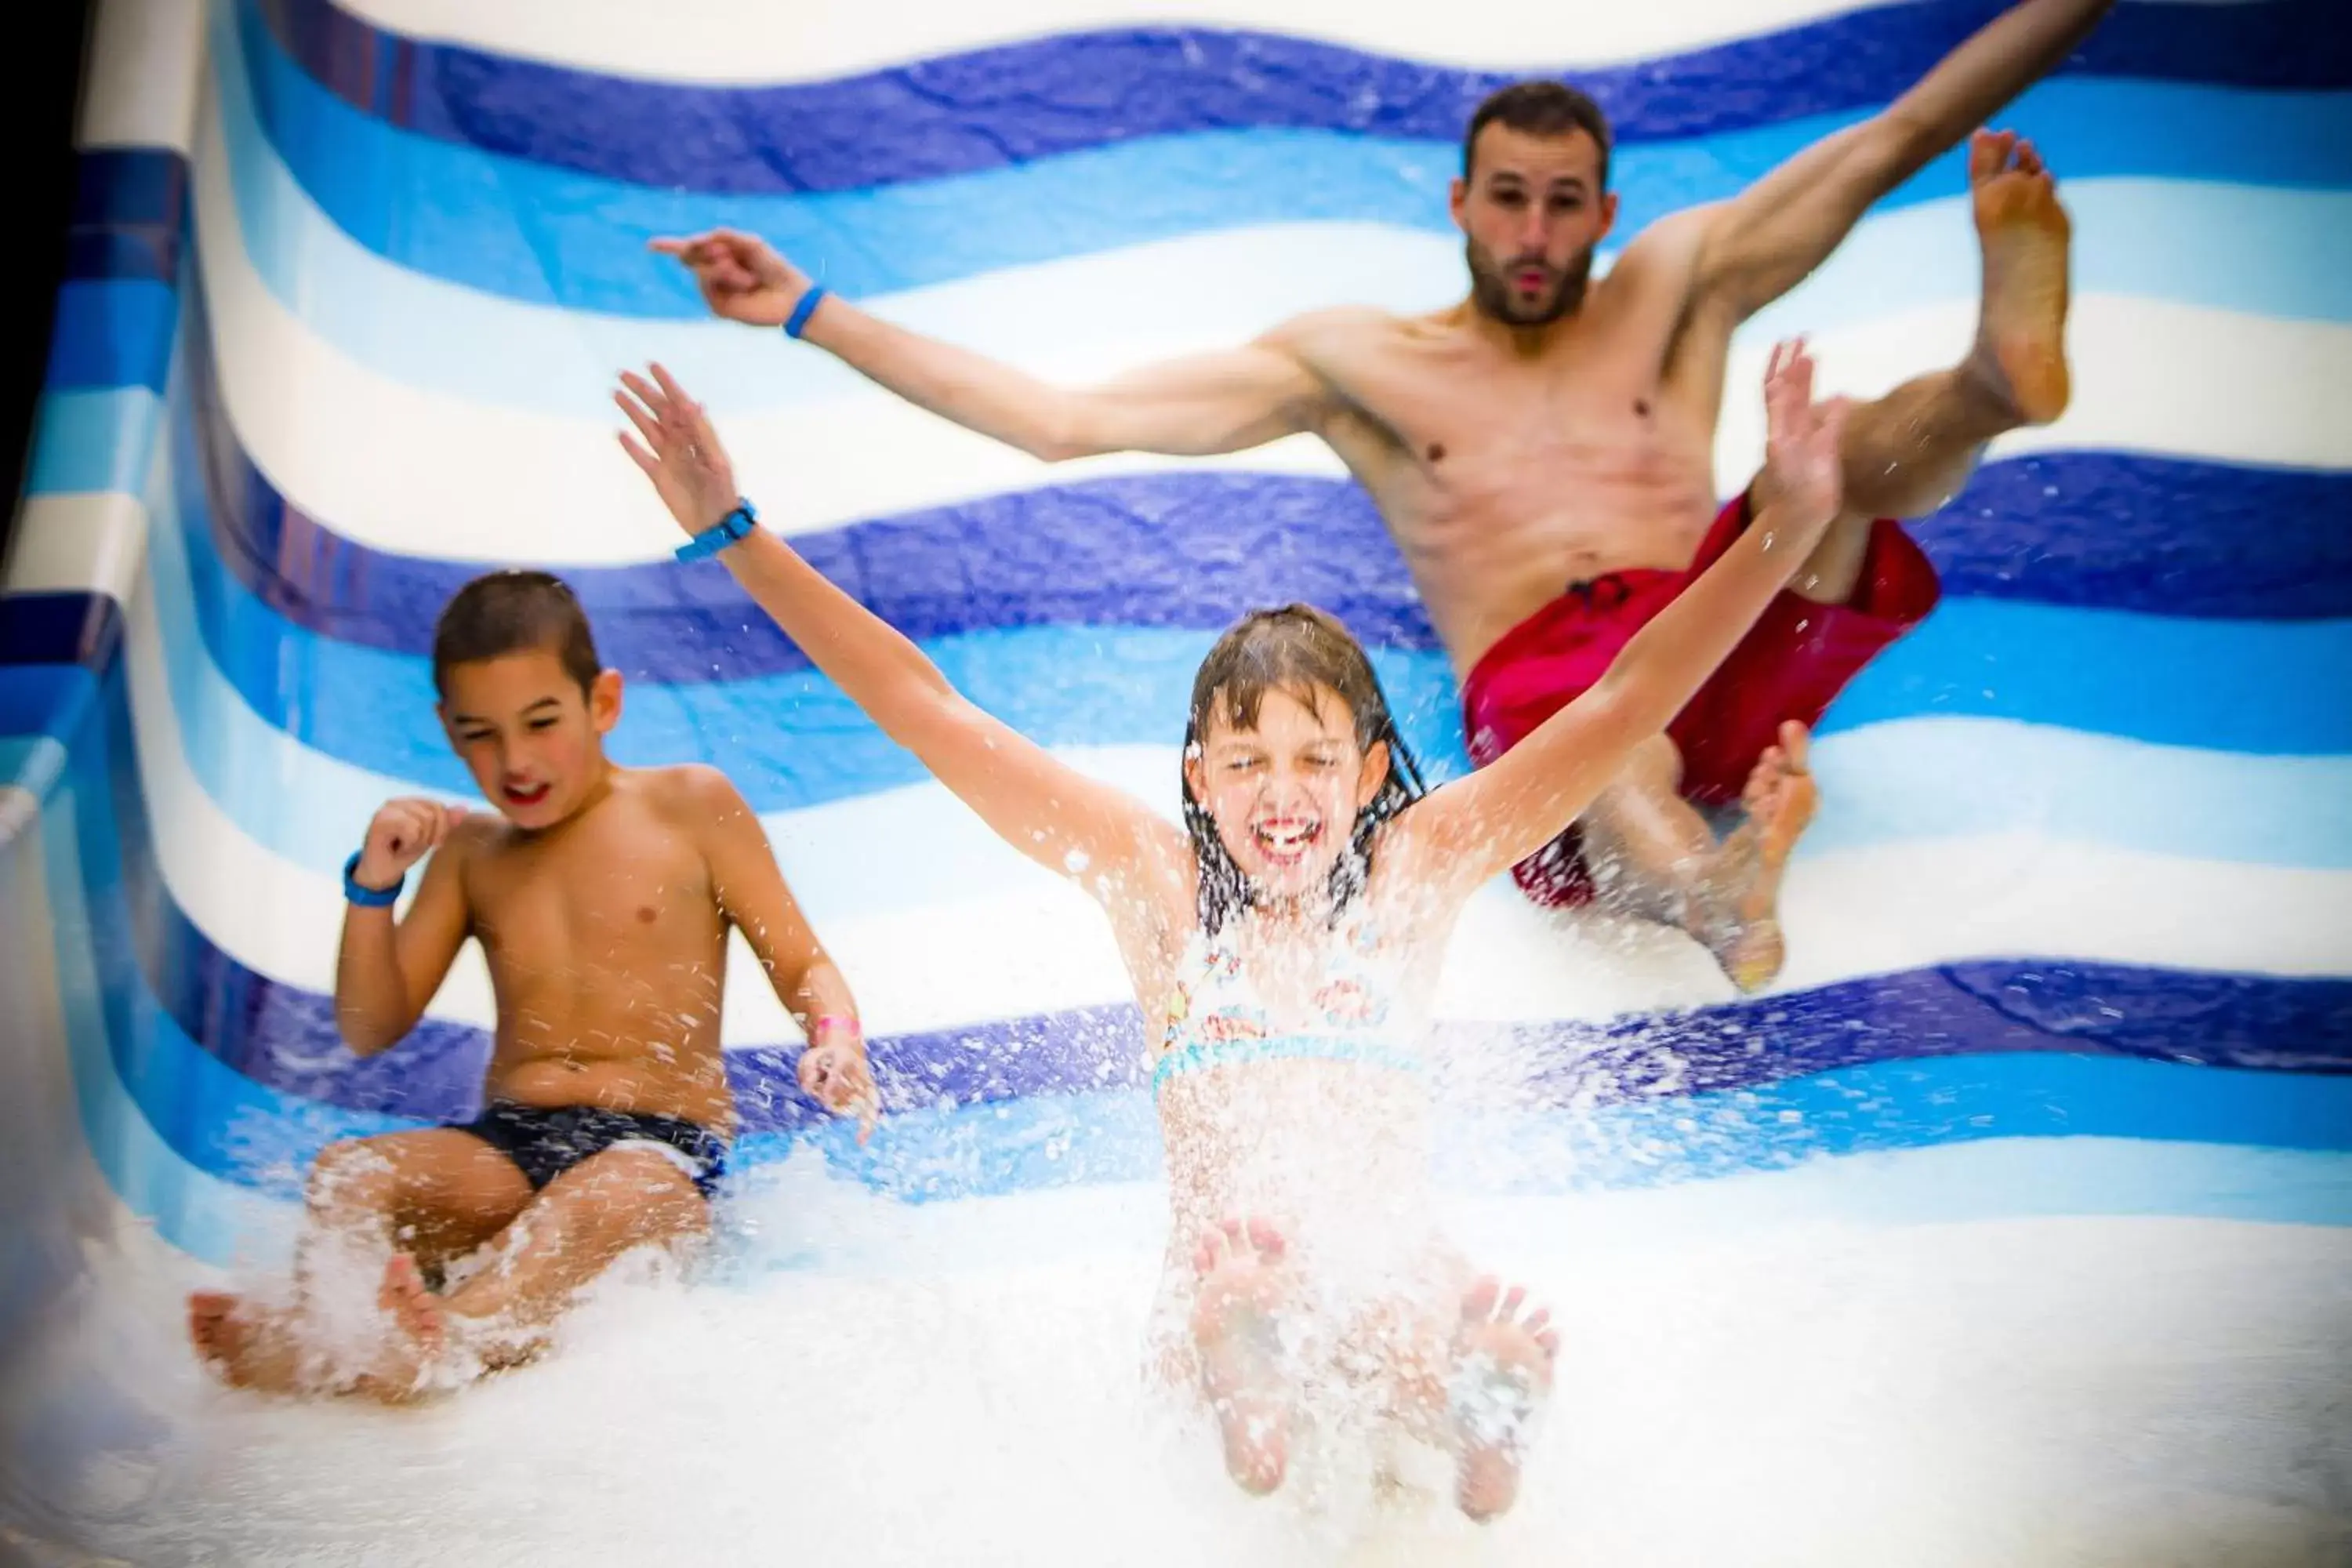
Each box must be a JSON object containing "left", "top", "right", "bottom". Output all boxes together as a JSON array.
[
  {"left": 1756, "top": 339, "right": 1852, "bottom": 539},
  {"left": 615, "top": 363, "right": 742, "bottom": 535}
]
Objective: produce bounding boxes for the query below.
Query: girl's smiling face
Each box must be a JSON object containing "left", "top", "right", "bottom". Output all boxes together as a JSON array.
[{"left": 1186, "top": 681, "right": 1389, "bottom": 908}]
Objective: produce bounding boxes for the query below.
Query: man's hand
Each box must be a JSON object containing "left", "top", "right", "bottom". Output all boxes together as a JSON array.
[
  {"left": 799, "top": 1022, "right": 880, "bottom": 1145},
  {"left": 650, "top": 229, "right": 810, "bottom": 328},
  {"left": 615, "top": 363, "right": 742, "bottom": 535},
  {"left": 355, "top": 799, "right": 466, "bottom": 891},
  {"left": 1757, "top": 339, "right": 1850, "bottom": 538}
]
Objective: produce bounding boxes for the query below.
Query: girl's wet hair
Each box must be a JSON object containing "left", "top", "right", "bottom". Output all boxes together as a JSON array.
[{"left": 1183, "top": 604, "right": 1429, "bottom": 934}]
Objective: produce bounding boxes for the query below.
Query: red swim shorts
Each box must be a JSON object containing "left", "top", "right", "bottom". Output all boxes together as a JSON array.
[{"left": 1460, "top": 492, "right": 1941, "bottom": 906}]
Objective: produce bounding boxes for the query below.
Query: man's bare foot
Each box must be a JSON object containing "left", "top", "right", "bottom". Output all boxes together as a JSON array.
[
  {"left": 1449, "top": 1277, "right": 1559, "bottom": 1523},
  {"left": 1967, "top": 127, "right": 2071, "bottom": 426},
  {"left": 352, "top": 1254, "right": 448, "bottom": 1403},
  {"left": 1692, "top": 723, "right": 1817, "bottom": 992},
  {"left": 1189, "top": 1217, "right": 1294, "bottom": 1496}
]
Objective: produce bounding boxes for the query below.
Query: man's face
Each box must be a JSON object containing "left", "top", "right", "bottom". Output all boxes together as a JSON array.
[{"left": 1451, "top": 124, "right": 1617, "bottom": 327}]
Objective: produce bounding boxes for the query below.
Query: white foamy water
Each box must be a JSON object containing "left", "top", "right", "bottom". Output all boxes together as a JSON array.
[{"left": 38, "top": 1152, "right": 2352, "bottom": 1568}]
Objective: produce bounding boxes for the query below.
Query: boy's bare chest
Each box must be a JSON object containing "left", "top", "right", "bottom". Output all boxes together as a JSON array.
[{"left": 467, "top": 818, "right": 720, "bottom": 967}]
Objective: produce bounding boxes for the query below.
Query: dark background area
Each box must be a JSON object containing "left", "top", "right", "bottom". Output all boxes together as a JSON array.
[{"left": 1, "top": 0, "right": 98, "bottom": 568}]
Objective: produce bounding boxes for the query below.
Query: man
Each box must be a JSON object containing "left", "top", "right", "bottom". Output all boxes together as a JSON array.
[{"left": 656, "top": 0, "right": 2104, "bottom": 989}]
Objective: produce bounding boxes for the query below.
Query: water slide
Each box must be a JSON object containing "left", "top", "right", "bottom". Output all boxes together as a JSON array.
[{"left": 2, "top": 0, "right": 2346, "bottom": 1560}]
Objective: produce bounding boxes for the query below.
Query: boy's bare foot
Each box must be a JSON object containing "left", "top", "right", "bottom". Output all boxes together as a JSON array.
[
  {"left": 188, "top": 1290, "right": 308, "bottom": 1394},
  {"left": 1695, "top": 722, "right": 1817, "bottom": 993},
  {"left": 1189, "top": 1217, "right": 1294, "bottom": 1496},
  {"left": 352, "top": 1254, "right": 448, "bottom": 1403},
  {"left": 1967, "top": 128, "right": 2072, "bottom": 426},
  {"left": 1449, "top": 1277, "right": 1559, "bottom": 1523}
]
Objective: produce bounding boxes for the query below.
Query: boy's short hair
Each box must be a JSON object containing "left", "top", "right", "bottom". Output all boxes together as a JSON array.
[
  {"left": 431, "top": 571, "right": 603, "bottom": 700},
  {"left": 1463, "top": 80, "right": 1614, "bottom": 188}
]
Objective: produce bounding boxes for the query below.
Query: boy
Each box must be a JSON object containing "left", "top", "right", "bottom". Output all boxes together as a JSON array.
[{"left": 187, "top": 571, "right": 876, "bottom": 1399}]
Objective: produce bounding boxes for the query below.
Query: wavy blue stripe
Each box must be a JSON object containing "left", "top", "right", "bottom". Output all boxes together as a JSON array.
[
  {"left": 223, "top": 0, "right": 2352, "bottom": 315},
  {"left": 159, "top": 358, "right": 2352, "bottom": 782},
  {"left": 251, "top": 0, "right": 2350, "bottom": 197},
  {"left": 169, "top": 501, "right": 2352, "bottom": 800},
  {"left": 132, "top": 412, "right": 2352, "bottom": 875}
]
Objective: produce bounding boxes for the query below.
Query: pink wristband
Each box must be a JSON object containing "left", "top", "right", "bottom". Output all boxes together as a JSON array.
[{"left": 811, "top": 1013, "right": 862, "bottom": 1042}]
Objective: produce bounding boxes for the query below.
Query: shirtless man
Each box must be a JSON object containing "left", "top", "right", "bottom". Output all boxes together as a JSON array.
[
  {"left": 656, "top": 0, "right": 2101, "bottom": 989},
  {"left": 187, "top": 571, "right": 878, "bottom": 1400}
]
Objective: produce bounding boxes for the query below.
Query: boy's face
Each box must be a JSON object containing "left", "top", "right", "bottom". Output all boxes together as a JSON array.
[{"left": 437, "top": 649, "right": 622, "bottom": 830}]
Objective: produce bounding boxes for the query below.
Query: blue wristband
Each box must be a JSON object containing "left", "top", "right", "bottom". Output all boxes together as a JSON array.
[
  {"left": 343, "top": 851, "right": 402, "bottom": 907},
  {"left": 782, "top": 285, "right": 828, "bottom": 339},
  {"left": 673, "top": 499, "right": 758, "bottom": 564}
]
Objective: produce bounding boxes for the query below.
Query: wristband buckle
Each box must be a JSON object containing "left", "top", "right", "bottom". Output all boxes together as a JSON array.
[{"left": 674, "top": 500, "right": 758, "bottom": 564}]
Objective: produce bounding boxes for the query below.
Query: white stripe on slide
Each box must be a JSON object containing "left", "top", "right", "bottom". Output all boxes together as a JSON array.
[
  {"left": 204, "top": 216, "right": 2352, "bottom": 566},
  {"left": 78, "top": 0, "right": 204, "bottom": 153},
  {"left": 2, "top": 494, "right": 151, "bottom": 601},
  {"left": 337, "top": 0, "right": 1906, "bottom": 84}
]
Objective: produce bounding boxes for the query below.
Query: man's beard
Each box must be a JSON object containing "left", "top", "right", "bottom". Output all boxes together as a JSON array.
[{"left": 1465, "top": 239, "right": 1594, "bottom": 328}]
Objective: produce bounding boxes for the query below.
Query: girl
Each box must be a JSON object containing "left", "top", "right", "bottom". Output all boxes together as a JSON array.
[{"left": 615, "top": 343, "right": 1849, "bottom": 1521}]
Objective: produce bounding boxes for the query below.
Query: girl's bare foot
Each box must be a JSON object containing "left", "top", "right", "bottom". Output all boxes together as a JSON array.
[
  {"left": 1449, "top": 1277, "right": 1560, "bottom": 1523},
  {"left": 1189, "top": 1217, "right": 1294, "bottom": 1496}
]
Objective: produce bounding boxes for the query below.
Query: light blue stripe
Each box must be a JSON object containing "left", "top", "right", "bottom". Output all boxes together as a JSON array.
[
  {"left": 25, "top": 388, "right": 165, "bottom": 497},
  {"left": 1834, "top": 600, "right": 2352, "bottom": 755},
  {"left": 220, "top": 0, "right": 2352, "bottom": 332}
]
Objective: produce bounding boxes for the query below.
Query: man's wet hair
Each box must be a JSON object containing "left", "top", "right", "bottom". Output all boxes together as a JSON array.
[
  {"left": 1463, "top": 80, "right": 1613, "bottom": 189},
  {"left": 431, "top": 571, "right": 603, "bottom": 700}
]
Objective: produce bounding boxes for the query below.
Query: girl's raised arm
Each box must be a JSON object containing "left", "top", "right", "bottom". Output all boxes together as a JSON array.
[{"left": 617, "top": 365, "right": 1185, "bottom": 898}]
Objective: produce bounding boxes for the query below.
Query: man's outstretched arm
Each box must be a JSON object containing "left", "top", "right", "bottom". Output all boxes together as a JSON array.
[
  {"left": 1693, "top": 0, "right": 2113, "bottom": 317},
  {"left": 653, "top": 228, "right": 1331, "bottom": 459}
]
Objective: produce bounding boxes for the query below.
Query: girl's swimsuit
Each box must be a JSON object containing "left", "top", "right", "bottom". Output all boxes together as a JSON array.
[{"left": 1151, "top": 909, "right": 1426, "bottom": 1094}]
